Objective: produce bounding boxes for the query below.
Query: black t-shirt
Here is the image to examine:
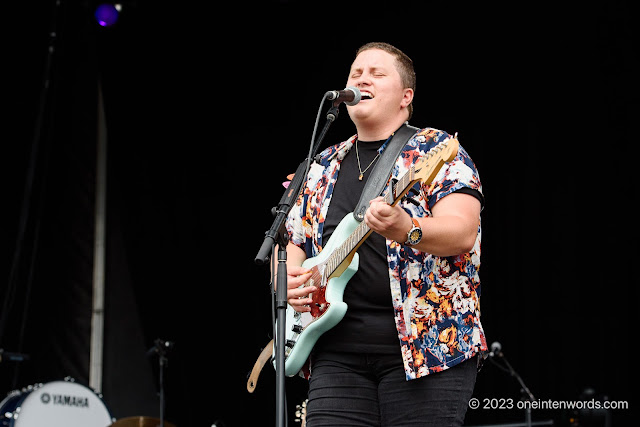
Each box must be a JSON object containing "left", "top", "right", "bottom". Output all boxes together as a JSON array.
[{"left": 315, "top": 139, "right": 400, "bottom": 354}]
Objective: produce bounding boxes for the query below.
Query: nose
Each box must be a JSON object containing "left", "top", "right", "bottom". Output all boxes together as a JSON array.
[
  {"left": 355, "top": 75, "right": 371, "bottom": 88},
  {"left": 350, "top": 72, "right": 371, "bottom": 89}
]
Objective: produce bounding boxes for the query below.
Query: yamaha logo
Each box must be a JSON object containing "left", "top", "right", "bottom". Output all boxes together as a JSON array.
[{"left": 40, "top": 392, "right": 89, "bottom": 408}]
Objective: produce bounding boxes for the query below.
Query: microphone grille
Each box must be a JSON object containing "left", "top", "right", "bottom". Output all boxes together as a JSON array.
[{"left": 344, "top": 86, "right": 361, "bottom": 106}]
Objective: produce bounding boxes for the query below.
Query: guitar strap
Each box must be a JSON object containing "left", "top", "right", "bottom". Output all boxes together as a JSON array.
[
  {"left": 353, "top": 123, "right": 419, "bottom": 222},
  {"left": 247, "top": 339, "right": 273, "bottom": 393}
]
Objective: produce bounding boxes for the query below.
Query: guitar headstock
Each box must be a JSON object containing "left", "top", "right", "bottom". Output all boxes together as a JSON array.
[
  {"left": 384, "top": 136, "right": 460, "bottom": 207},
  {"left": 412, "top": 137, "right": 459, "bottom": 185}
]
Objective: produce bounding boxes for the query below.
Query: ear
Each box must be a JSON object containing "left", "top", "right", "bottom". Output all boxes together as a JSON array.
[{"left": 400, "top": 88, "right": 414, "bottom": 108}]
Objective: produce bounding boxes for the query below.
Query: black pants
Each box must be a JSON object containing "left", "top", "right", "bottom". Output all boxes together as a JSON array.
[{"left": 305, "top": 351, "right": 478, "bottom": 427}]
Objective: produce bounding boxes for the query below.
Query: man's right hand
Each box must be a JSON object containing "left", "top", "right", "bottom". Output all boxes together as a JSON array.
[{"left": 285, "top": 265, "right": 316, "bottom": 313}]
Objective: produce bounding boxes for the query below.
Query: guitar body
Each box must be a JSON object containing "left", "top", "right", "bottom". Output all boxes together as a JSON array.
[{"left": 275, "top": 214, "right": 360, "bottom": 377}]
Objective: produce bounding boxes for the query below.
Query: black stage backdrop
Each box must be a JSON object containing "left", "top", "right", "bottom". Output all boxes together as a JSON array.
[{"left": 1, "top": 1, "right": 637, "bottom": 425}]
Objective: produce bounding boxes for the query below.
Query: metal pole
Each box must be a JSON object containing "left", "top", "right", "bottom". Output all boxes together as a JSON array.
[{"left": 89, "top": 80, "right": 107, "bottom": 392}]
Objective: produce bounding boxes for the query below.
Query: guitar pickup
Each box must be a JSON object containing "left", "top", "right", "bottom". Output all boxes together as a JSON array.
[
  {"left": 402, "top": 195, "right": 420, "bottom": 207},
  {"left": 402, "top": 186, "right": 421, "bottom": 207}
]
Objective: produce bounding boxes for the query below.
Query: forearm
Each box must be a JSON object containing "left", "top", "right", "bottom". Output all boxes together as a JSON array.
[
  {"left": 409, "top": 215, "right": 478, "bottom": 257},
  {"left": 366, "top": 192, "right": 481, "bottom": 258},
  {"left": 285, "top": 243, "right": 307, "bottom": 267},
  {"left": 272, "top": 243, "right": 307, "bottom": 276}
]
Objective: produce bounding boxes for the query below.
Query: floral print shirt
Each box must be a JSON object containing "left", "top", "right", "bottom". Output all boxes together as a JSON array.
[{"left": 286, "top": 127, "right": 487, "bottom": 380}]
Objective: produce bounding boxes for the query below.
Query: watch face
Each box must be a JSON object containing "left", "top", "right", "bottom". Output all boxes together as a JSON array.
[{"left": 408, "top": 228, "right": 423, "bottom": 245}]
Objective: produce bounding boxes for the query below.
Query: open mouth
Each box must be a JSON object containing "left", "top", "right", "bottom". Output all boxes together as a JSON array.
[{"left": 360, "top": 91, "right": 374, "bottom": 100}]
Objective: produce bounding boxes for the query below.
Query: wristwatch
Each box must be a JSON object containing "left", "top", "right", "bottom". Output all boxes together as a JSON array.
[{"left": 404, "top": 217, "right": 423, "bottom": 246}]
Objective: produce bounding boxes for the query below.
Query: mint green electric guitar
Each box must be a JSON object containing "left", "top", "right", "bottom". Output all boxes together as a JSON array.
[{"left": 276, "top": 137, "right": 459, "bottom": 376}]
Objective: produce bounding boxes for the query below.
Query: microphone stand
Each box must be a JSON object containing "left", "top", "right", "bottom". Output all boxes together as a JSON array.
[
  {"left": 255, "top": 97, "right": 340, "bottom": 427},
  {"left": 490, "top": 350, "right": 535, "bottom": 427}
]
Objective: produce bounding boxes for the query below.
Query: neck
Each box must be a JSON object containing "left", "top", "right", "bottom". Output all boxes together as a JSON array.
[{"left": 354, "top": 117, "right": 407, "bottom": 142}]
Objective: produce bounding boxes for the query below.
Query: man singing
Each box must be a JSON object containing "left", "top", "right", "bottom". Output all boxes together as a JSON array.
[{"left": 284, "top": 42, "right": 487, "bottom": 426}]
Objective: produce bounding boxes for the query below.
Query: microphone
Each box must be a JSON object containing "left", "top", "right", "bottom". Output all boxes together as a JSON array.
[
  {"left": 325, "top": 86, "right": 361, "bottom": 106},
  {"left": 489, "top": 341, "right": 502, "bottom": 358}
]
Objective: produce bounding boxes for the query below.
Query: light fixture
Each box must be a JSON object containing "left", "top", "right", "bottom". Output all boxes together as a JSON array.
[{"left": 94, "top": 3, "right": 122, "bottom": 27}]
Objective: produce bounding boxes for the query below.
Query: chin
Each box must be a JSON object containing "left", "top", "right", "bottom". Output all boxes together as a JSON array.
[{"left": 347, "top": 105, "right": 374, "bottom": 123}]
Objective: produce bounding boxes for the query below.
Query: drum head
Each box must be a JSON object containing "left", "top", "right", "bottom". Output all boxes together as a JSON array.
[{"left": 9, "top": 380, "right": 113, "bottom": 427}]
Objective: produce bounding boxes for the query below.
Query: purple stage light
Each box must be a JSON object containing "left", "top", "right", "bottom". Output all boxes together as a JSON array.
[{"left": 95, "top": 3, "right": 120, "bottom": 27}]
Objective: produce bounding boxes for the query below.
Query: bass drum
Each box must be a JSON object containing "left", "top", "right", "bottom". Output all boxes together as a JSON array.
[{"left": 0, "top": 379, "right": 113, "bottom": 426}]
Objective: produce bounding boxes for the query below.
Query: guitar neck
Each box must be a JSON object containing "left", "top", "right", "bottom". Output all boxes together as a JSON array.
[
  {"left": 324, "top": 220, "right": 373, "bottom": 278},
  {"left": 324, "top": 164, "right": 419, "bottom": 278}
]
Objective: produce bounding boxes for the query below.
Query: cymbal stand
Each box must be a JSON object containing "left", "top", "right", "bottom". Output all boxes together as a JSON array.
[{"left": 146, "top": 338, "right": 174, "bottom": 427}]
